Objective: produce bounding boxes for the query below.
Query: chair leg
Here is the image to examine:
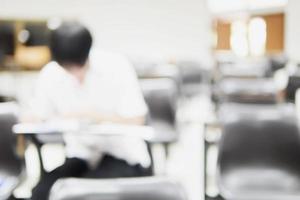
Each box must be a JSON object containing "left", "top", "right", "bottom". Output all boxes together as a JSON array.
[
  {"left": 29, "top": 135, "right": 47, "bottom": 178},
  {"left": 205, "top": 194, "right": 225, "bottom": 200},
  {"left": 146, "top": 142, "right": 154, "bottom": 175},
  {"left": 8, "top": 194, "right": 22, "bottom": 200},
  {"left": 163, "top": 142, "right": 170, "bottom": 158}
]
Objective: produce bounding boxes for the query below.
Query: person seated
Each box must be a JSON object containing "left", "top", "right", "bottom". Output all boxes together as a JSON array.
[{"left": 28, "top": 21, "right": 152, "bottom": 200}]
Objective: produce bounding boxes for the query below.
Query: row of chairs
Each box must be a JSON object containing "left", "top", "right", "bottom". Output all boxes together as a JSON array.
[
  {"left": 207, "top": 58, "right": 300, "bottom": 199},
  {"left": 215, "top": 56, "right": 300, "bottom": 104},
  {"left": 216, "top": 54, "right": 287, "bottom": 79},
  {"left": 213, "top": 103, "right": 300, "bottom": 200},
  {"left": 212, "top": 73, "right": 300, "bottom": 106},
  {"left": 133, "top": 60, "right": 211, "bottom": 97},
  {"left": 212, "top": 78, "right": 279, "bottom": 105}
]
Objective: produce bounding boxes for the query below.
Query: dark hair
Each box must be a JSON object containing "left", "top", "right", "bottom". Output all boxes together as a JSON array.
[{"left": 50, "top": 22, "right": 92, "bottom": 67}]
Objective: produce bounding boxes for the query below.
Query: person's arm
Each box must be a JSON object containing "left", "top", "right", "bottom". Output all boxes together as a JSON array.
[
  {"left": 92, "top": 113, "right": 145, "bottom": 125},
  {"left": 61, "top": 111, "right": 145, "bottom": 125}
]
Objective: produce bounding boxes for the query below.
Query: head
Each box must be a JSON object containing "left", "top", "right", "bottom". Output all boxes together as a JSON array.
[{"left": 50, "top": 21, "right": 93, "bottom": 83}]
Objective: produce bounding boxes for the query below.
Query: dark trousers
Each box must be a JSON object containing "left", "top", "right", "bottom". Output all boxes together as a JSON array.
[{"left": 31, "top": 155, "right": 152, "bottom": 200}]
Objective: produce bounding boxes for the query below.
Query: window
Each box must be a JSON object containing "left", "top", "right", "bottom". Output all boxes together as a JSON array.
[
  {"left": 215, "top": 13, "right": 283, "bottom": 56},
  {"left": 230, "top": 20, "right": 249, "bottom": 57},
  {"left": 249, "top": 17, "right": 267, "bottom": 56},
  {"left": 229, "top": 18, "right": 266, "bottom": 57}
]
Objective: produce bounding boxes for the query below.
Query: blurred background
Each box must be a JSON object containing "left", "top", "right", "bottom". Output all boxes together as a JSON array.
[
  {"left": 1, "top": 0, "right": 300, "bottom": 200},
  {"left": 0, "top": 0, "right": 293, "bottom": 105}
]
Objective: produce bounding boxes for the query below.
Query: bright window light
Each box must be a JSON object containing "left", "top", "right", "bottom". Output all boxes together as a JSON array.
[
  {"left": 248, "top": 17, "right": 267, "bottom": 56},
  {"left": 230, "top": 20, "right": 249, "bottom": 57}
]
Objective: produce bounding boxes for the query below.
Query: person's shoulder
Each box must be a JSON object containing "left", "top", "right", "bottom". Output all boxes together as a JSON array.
[
  {"left": 40, "top": 61, "right": 61, "bottom": 73},
  {"left": 38, "top": 61, "right": 65, "bottom": 82}
]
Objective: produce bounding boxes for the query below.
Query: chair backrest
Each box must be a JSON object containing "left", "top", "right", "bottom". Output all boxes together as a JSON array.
[
  {"left": 219, "top": 64, "right": 269, "bottom": 79},
  {"left": 215, "top": 78, "right": 278, "bottom": 104},
  {"left": 177, "top": 61, "right": 209, "bottom": 84},
  {"left": 0, "top": 23, "right": 15, "bottom": 56},
  {"left": 50, "top": 177, "right": 187, "bottom": 200},
  {"left": 140, "top": 78, "right": 177, "bottom": 125},
  {"left": 0, "top": 102, "right": 22, "bottom": 175},
  {"left": 218, "top": 103, "right": 300, "bottom": 175},
  {"left": 286, "top": 75, "right": 300, "bottom": 102},
  {"left": 0, "top": 95, "right": 16, "bottom": 103},
  {"left": 269, "top": 54, "right": 287, "bottom": 73}
]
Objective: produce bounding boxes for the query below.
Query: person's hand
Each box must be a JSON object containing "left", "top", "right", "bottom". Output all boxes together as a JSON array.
[{"left": 20, "top": 113, "right": 44, "bottom": 123}]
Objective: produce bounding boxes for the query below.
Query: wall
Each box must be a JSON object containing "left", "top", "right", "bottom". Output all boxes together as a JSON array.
[
  {"left": 0, "top": 0, "right": 212, "bottom": 65},
  {"left": 285, "top": 0, "right": 300, "bottom": 62}
]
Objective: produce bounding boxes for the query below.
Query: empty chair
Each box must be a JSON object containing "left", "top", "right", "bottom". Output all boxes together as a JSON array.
[
  {"left": 49, "top": 177, "right": 187, "bottom": 200},
  {"left": 217, "top": 58, "right": 271, "bottom": 79},
  {"left": 140, "top": 78, "right": 178, "bottom": 145},
  {"left": 0, "top": 95, "right": 16, "bottom": 103},
  {"left": 286, "top": 75, "right": 300, "bottom": 102},
  {"left": 0, "top": 102, "right": 24, "bottom": 199},
  {"left": 131, "top": 58, "right": 182, "bottom": 94},
  {"left": 0, "top": 23, "right": 15, "bottom": 66},
  {"left": 177, "top": 61, "right": 211, "bottom": 96},
  {"left": 217, "top": 103, "right": 300, "bottom": 200},
  {"left": 269, "top": 54, "right": 288, "bottom": 74},
  {"left": 214, "top": 78, "right": 278, "bottom": 104}
]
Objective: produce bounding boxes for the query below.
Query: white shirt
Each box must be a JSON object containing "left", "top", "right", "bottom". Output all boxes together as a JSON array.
[{"left": 32, "top": 50, "right": 150, "bottom": 168}]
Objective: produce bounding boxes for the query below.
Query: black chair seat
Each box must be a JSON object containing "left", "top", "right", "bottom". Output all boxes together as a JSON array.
[
  {"left": 221, "top": 167, "right": 300, "bottom": 199},
  {"left": 217, "top": 103, "right": 300, "bottom": 200}
]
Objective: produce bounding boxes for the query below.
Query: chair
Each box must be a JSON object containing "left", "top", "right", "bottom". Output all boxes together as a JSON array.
[
  {"left": 269, "top": 54, "right": 288, "bottom": 74},
  {"left": 213, "top": 78, "right": 278, "bottom": 104},
  {"left": 286, "top": 75, "right": 300, "bottom": 102},
  {"left": 217, "top": 103, "right": 300, "bottom": 200},
  {"left": 177, "top": 61, "right": 211, "bottom": 96},
  {"left": 217, "top": 58, "right": 271, "bottom": 79},
  {"left": 131, "top": 58, "right": 182, "bottom": 95},
  {"left": 140, "top": 78, "right": 178, "bottom": 156},
  {"left": 49, "top": 177, "right": 187, "bottom": 200},
  {"left": 0, "top": 95, "right": 16, "bottom": 103},
  {"left": 0, "top": 102, "right": 24, "bottom": 199}
]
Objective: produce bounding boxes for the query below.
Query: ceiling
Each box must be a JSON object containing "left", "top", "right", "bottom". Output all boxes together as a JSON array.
[{"left": 208, "top": 0, "right": 288, "bottom": 14}]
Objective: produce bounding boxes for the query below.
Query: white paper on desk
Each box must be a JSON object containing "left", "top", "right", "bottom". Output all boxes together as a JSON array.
[
  {"left": 13, "top": 119, "right": 82, "bottom": 134},
  {"left": 87, "top": 123, "right": 155, "bottom": 139}
]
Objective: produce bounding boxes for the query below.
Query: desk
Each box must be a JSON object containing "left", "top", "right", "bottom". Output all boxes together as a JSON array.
[
  {"left": 13, "top": 122, "right": 157, "bottom": 176},
  {"left": 13, "top": 122, "right": 157, "bottom": 142}
]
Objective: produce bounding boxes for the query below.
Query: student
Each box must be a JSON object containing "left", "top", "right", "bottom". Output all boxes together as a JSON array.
[{"left": 30, "top": 22, "right": 151, "bottom": 200}]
